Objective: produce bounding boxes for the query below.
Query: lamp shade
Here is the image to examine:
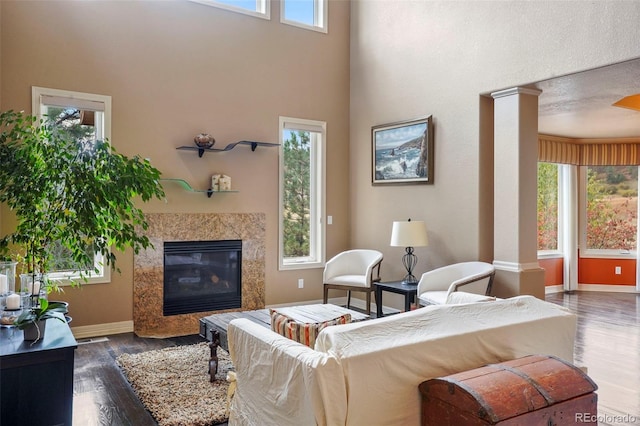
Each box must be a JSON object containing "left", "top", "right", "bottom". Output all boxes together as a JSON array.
[{"left": 390, "top": 220, "right": 428, "bottom": 247}]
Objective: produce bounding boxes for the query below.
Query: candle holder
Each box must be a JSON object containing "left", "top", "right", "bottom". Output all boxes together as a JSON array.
[
  {"left": 0, "top": 305, "right": 22, "bottom": 327},
  {"left": 0, "top": 261, "right": 17, "bottom": 295}
]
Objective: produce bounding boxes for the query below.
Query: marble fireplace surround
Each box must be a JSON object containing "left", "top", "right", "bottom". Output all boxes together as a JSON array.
[{"left": 133, "top": 213, "right": 266, "bottom": 338}]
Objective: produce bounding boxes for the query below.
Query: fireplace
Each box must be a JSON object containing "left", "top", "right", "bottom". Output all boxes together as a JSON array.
[
  {"left": 134, "top": 212, "right": 265, "bottom": 338},
  {"left": 163, "top": 240, "right": 242, "bottom": 316}
]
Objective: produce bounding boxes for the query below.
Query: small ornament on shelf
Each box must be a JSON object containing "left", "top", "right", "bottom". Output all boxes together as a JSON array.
[
  {"left": 194, "top": 133, "right": 215, "bottom": 149},
  {"left": 211, "top": 174, "right": 220, "bottom": 191},
  {"left": 211, "top": 174, "right": 231, "bottom": 191},
  {"left": 219, "top": 175, "right": 232, "bottom": 191}
]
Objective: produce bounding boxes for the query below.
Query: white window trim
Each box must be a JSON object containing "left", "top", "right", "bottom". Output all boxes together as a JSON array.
[
  {"left": 578, "top": 165, "right": 638, "bottom": 259},
  {"left": 189, "top": 0, "right": 270, "bottom": 20},
  {"left": 31, "top": 86, "right": 112, "bottom": 285},
  {"left": 278, "top": 116, "right": 326, "bottom": 270},
  {"left": 47, "top": 251, "right": 111, "bottom": 286},
  {"left": 537, "top": 162, "right": 563, "bottom": 257},
  {"left": 280, "top": 0, "right": 328, "bottom": 34}
]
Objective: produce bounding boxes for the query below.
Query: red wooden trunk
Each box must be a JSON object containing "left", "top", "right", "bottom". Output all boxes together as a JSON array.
[{"left": 419, "top": 355, "right": 598, "bottom": 425}]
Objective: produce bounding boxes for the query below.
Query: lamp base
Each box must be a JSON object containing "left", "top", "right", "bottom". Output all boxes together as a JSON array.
[
  {"left": 401, "top": 274, "right": 418, "bottom": 286},
  {"left": 401, "top": 248, "right": 419, "bottom": 285}
]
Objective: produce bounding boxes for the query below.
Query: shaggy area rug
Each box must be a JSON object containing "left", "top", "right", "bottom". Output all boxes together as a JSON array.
[{"left": 117, "top": 342, "right": 233, "bottom": 426}]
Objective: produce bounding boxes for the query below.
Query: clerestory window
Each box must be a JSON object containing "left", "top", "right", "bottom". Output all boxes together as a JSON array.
[
  {"left": 281, "top": 0, "right": 327, "bottom": 33},
  {"left": 189, "top": 0, "right": 270, "bottom": 20}
]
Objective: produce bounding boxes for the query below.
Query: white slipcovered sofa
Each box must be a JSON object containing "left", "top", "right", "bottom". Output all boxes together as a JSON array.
[{"left": 227, "top": 296, "right": 577, "bottom": 426}]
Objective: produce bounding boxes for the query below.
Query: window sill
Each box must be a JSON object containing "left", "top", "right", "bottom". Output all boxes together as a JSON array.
[
  {"left": 279, "top": 261, "right": 324, "bottom": 271},
  {"left": 538, "top": 251, "right": 563, "bottom": 259},
  {"left": 579, "top": 251, "right": 636, "bottom": 260}
]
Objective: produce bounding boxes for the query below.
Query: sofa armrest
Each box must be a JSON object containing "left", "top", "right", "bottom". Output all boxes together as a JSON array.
[{"left": 228, "top": 318, "right": 347, "bottom": 426}]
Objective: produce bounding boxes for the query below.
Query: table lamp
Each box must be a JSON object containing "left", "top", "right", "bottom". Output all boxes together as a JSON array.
[{"left": 390, "top": 219, "right": 428, "bottom": 285}]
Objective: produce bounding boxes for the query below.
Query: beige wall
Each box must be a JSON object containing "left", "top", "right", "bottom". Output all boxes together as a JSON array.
[
  {"left": 4, "top": 1, "right": 640, "bottom": 327},
  {"left": 349, "top": 1, "right": 640, "bottom": 291},
  {"left": 0, "top": 0, "right": 351, "bottom": 327}
]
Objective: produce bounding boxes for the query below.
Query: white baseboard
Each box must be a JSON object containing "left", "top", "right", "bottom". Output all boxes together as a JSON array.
[
  {"left": 71, "top": 320, "right": 134, "bottom": 339},
  {"left": 577, "top": 284, "right": 639, "bottom": 293},
  {"left": 545, "top": 284, "right": 639, "bottom": 294}
]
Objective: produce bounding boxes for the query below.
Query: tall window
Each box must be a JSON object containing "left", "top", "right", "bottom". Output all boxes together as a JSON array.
[
  {"left": 582, "top": 165, "right": 638, "bottom": 254},
  {"left": 189, "top": 0, "right": 270, "bottom": 20},
  {"left": 32, "top": 86, "right": 112, "bottom": 284},
  {"left": 281, "top": 0, "right": 327, "bottom": 33},
  {"left": 279, "top": 117, "right": 326, "bottom": 269},
  {"left": 538, "top": 162, "right": 560, "bottom": 252}
]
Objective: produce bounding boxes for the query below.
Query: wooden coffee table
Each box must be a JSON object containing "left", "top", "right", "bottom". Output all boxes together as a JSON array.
[{"left": 199, "top": 304, "right": 368, "bottom": 381}]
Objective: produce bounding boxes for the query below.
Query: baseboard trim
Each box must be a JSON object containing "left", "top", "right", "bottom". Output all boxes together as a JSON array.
[
  {"left": 545, "top": 284, "right": 639, "bottom": 294},
  {"left": 545, "top": 285, "right": 564, "bottom": 294},
  {"left": 71, "top": 320, "right": 134, "bottom": 339},
  {"left": 577, "top": 284, "right": 639, "bottom": 293}
]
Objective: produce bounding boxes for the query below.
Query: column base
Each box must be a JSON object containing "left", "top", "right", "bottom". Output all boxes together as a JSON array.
[{"left": 492, "top": 261, "right": 545, "bottom": 299}]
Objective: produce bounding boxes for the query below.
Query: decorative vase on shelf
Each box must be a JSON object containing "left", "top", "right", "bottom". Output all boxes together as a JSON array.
[{"left": 194, "top": 133, "right": 215, "bottom": 149}]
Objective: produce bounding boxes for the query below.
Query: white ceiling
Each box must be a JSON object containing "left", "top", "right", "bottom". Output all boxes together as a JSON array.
[{"left": 532, "top": 58, "right": 640, "bottom": 139}]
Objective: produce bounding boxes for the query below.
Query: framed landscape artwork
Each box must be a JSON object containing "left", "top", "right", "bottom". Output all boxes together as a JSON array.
[{"left": 372, "top": 116, "right": 433, "bottom": 185}]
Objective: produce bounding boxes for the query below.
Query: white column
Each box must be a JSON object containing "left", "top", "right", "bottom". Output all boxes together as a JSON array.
[
  {"left": 562, "top": 164, "right": 578, "bottom": 291},
  {"left": 491, "top": 87, "right": 545, "bottom": 298}
]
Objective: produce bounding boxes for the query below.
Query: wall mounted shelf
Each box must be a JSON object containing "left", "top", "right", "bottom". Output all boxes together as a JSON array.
[
  {"left": 160, "top": 178, "right": 238, "bottom": 198},
  {"left": 176, "top": 140, "right": 280, "bottom": 157}
]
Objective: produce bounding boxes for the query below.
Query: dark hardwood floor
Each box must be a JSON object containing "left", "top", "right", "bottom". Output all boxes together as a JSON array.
[
  {"left": 72, "top": 333, "right": 207, "bottom": 425},
  {"left": 72, "top": 292, "right": 640, "bottom": 425},
  {"left": 546, "top": 292, "right": 640, "bottom": 426}
]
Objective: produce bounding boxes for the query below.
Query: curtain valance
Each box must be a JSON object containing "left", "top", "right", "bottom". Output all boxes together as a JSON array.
[{"left": 538, "top": 135, "right": 640, "bottom": 166}]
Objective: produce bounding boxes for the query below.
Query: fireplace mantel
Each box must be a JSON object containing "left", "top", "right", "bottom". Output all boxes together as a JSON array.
[{"left": 133, "top": 213, "right": 266, "bottom": 338}]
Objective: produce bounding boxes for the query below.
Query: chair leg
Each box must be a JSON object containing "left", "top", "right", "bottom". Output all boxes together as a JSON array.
[
  {"left": 365, "top": 291, "right": 371, "bottom": 315},
  {"left": 347, "top": 291, "right": 351, "bottom": 308},
  {"left": 323, "top": 285, "right": 328, "bottom": 304}
]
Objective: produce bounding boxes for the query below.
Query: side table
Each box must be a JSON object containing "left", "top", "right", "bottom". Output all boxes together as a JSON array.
[
  {"left": 374, "top": 280, "right": 418, "bottom": 318},
  {"left": 1, "top": 313, "right": 77, "bottom": 426}
]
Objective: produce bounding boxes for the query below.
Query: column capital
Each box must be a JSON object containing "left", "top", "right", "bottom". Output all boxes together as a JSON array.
[{"left": 491, "top": 87, "right": 542, "bottom": 99}]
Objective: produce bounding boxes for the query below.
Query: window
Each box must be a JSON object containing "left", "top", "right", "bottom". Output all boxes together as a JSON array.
[
  {"left": 581, "top": 165, "right": 638, "bottom": 256},
  {"left": 189, "top": 0, "right": 270, "bottom": 20},
  {"left": 32, "top": 86, "right": 112, "bottom": 284},
  {"left": 537, "top": 162, "right": 560, "bottom": 252},
  {"left": 281, "top": 0, "right": 327, "bottom": 33},
  {"left": 279, "top": 117, "right": 326, "bottom": 270}
]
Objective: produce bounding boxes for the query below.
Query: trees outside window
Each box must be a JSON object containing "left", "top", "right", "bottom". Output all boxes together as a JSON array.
[
  {"left": 282, "top": 130, "right": 311, "bottom": 257},
  {"left": 585, "top": 166, "right": 638, "bottom": 252},
  {"left": 537, "top": 162, "right": 559, "bottom": 251},
  {"left": 279, "top": 117, "right": 325, "bottom": 270}
]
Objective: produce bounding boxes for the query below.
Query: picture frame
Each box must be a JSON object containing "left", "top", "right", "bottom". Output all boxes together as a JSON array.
[{"left": 372, "top": 116, "right": 433, "bottom": 185}]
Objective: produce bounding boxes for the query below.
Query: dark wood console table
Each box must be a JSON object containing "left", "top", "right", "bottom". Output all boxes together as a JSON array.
[{"left": 1, "top": 314, "right": 77, "bottom": 426}]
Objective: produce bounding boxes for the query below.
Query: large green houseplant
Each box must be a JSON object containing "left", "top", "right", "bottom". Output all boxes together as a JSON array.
[{"left": 0, "top": 109, "right": 165, "bottom": 293}]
